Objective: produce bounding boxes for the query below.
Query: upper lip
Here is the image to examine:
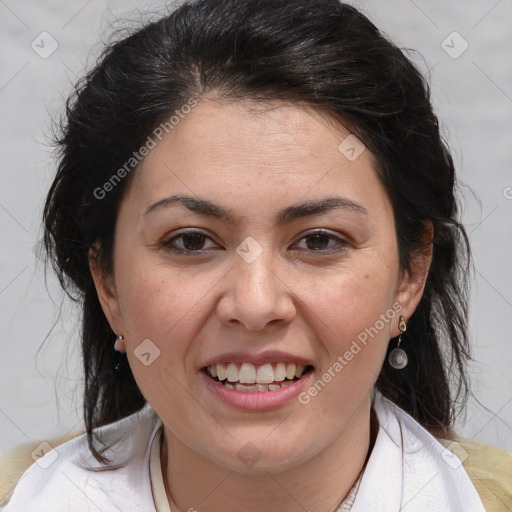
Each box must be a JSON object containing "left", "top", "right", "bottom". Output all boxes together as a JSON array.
[{"left": 201, "top": 350, "right": 314, "bottom": 369}]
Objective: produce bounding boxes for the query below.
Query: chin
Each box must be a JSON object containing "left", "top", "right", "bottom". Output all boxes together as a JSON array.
[{"left": 204, "top": 432, "right": 316, "bottom": 474}]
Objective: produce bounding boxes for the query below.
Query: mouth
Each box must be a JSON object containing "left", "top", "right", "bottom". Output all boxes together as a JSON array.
[{"left": 202, "top": 362, "right": 314, "bottom": 393}]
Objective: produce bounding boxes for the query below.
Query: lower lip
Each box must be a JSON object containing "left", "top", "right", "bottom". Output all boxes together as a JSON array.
[{"left": 201, "top": 370, "right": 314, "bottom": 411}]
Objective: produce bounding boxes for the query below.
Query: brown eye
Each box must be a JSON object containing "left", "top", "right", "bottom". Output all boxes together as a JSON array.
[
  {"left": 179, "top": 232, "right": 207, "bottom": 251},
  {"left": 293, "top": 230, "right": 349, "bottom": 254},
  {"left": 162, "top": 230, "right": 218, "bottom": 254},
  {"left": 304, "top": 233, "right": 331, "bottom": 251}
]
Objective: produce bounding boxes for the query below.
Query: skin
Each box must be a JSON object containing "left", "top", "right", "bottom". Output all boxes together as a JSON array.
[{"left": 91, "top": 99, "right": 431, "bottom": 512}]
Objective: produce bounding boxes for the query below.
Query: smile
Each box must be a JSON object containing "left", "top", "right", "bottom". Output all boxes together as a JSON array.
[{"left": 203, "top": 362, "right": 313, "bottom": 393}]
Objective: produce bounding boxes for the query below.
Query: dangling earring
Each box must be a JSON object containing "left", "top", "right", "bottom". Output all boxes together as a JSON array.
[
  {"left": 388, "top": 316, "right": 408, "bottom": 369},
  {"left": 113, "top": 335, "right": 125, "bottom": 373},
  {"left": 114, "top": 334, "right": 125, "bottom": 352}
]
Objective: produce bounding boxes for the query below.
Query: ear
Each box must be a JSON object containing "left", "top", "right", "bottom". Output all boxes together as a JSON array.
[
  {"left": 88, "top": 245, "right": 125, "bottom": 350},
  {"left": 391, "top": 222, "right": 433, "bottom": 337}
]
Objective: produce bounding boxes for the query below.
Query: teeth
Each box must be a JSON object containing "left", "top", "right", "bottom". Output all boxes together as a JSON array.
[
  {"left": 229, "top": 381, "right": 291, "bottom": 392},
  {"left": 207, "top": 362, "right": 307, "bottom": 384},
  {"left": 256, "top": 364, "right": 274, "bottom": 384},
  {"left": 239, "top": 363, "right": 256, "bottom": 383},
  {"left": 226, "top": 363, "right": 238, "bottom": 383},
  {"left": 274, "top": 363, "right": 287, "bottom": 382},
  {"left": 234, "top": 383, "right": 270, "bottom": 392},
  {"left": 286, "top": 363, "right": 296, "bottom": 380}
]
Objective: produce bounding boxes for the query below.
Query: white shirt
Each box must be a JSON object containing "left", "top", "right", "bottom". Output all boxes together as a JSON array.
[{"left": 1, "top": 393, "right": 486, "bottom": 511}]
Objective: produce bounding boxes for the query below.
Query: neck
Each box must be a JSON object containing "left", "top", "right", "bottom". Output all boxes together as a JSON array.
[{"left": 160, "top": 400, "right": 377, "bottom": 512}]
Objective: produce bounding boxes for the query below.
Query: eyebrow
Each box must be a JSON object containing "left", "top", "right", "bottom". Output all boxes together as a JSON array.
[{"left": 144, "top": 195, "right": 367, "bottom": 223}]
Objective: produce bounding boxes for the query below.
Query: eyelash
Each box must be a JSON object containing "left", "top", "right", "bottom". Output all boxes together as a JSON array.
[{"left": 160, "top": 229, "right": 349, "bottom": 256}]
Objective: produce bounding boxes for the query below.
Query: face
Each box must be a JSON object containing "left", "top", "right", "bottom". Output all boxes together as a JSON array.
[{"left": 92, "top": 99, "right": 428, "bottom": 473}]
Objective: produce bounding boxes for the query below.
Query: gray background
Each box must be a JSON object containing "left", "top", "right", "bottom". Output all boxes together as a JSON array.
[{"left": 0, "top": 0, "right": 511, "bottom": 455}]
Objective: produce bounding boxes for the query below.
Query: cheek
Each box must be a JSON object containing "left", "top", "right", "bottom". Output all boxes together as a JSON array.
[
  {"left": 114, "top": 263, "right": 209, "bottom": 405},
  {"left": 300, "top": 257, "right": 399, "bottom": 397},
  {"left": 113, "top": 253, "right": 232, "bottom": 379},
  {"left": 308, "top": 262, "right": 399, "bottom": 345},
  {"left": 115, "top": 256, "right": 206, "bottom": 333}
]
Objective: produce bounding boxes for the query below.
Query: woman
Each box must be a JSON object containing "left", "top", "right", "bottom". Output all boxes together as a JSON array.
[{"left": 1, "top": 0, "right": 510, "bottom": 510}]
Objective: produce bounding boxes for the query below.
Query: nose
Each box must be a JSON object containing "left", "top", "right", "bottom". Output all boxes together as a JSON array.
[{"left": 216, "top": 244, "right": 296, "bottom": 332}]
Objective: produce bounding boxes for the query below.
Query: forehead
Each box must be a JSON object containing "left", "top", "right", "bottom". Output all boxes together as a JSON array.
[
  {"left": 148, "top": 100, "right": 355, "bottom": 159},
  {"left": 126, "top": 99, "right": 388, "bottom": 216}
]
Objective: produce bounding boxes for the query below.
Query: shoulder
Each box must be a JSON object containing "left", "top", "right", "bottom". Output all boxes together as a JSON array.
[
  {"left": 438, "top": 437, "right": 512, "bottom": 512},
  {"left": 0, "top": 404, "right": 161, "bottom": 511},
  {"left": 0, "top": 431, "right": 80, "bottom": 506},
  {"left": 375, "top": 394, "right": 510, "bottom": 511}
]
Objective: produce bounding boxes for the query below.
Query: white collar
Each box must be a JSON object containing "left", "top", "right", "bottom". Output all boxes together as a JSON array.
[
  {"left": 148, "top": 392, "right": 484, "bottom": 512},
  {"left": 351, "top": 392, "right": 486, "bottom": 512},
  {"left": 3, "top": 395, "right": 486, "bottom": 511}
]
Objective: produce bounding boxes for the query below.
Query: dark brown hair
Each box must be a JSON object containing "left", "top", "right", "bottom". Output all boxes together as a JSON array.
[{"left": 44, "top": 0, "right": 471, "bottom": 463}]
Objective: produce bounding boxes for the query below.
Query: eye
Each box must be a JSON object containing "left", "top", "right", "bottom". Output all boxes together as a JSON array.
[
  {"left": 292, "top": 230, "right": 349, "bottom": 253},
  {"left": 161, "top": 230, "right": 219, "bottom": 254},
  {"left": 160, "top": 229, "right": 349, "bottom": 256}
]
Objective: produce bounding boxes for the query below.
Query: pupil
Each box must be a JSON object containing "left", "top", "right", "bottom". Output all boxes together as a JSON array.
[
  {"left": 183, "top": 233, "right": 205, "bottom": 251},
  {"left": 307, "top": 234, "right": 328, "bottom": 250}
]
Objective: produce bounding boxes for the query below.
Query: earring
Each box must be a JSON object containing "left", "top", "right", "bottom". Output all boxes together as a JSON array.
[
  {"left": 114, "top": 334, "right": 125, "bottom": 352},
  {"left": 388, "top": 316, "right": 408, "bottom": 369},
  {"left": 113, "top": 335, "right": 125, "bottom": 373}
]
